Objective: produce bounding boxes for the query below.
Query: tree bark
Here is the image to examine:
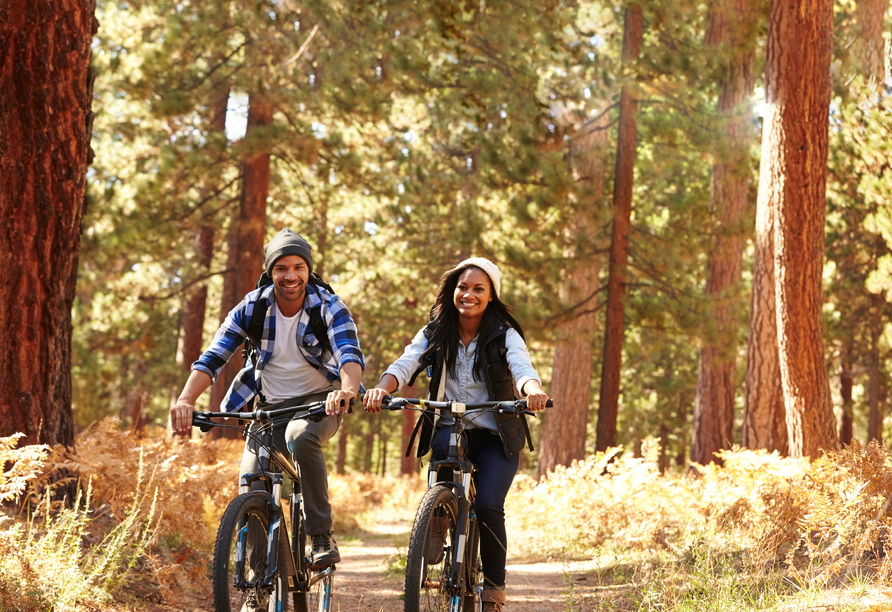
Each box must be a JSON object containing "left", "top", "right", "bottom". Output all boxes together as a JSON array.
[
  {"left": 765, "top": 0, "right": 838, "bottom": 458},
  {"left": 839, "top": 347, "right": 854, "bottom": 446},
  {"left": 690, "top": 0, "right": 756, "bottom": 465},
  {"left": 855, "top": 0, "right": 889, "bottom": 83},
  {"left": 363, "top": 418, "right": 377, "bottom": 473},
  {"left": 867, "top": 294, "right": 883, "bottom": 443},
  {"left": 207, "top": 221, "right": 242, "bottom": 439},
  {"left": 537, "top": 109, "right": 607, "bottom": 477},
  {"left": 0, "top": 0, "right": 97, "bottom": 447},
  {"left": 595, "top": 4, "right": 643, "bottom": 453},
  {"left": 742, "top": 152, "right": 788, "bottom": 453},
  {"left": 234, "top": 96, "right": 273, "bottom": 302},
  {"left": 206, "top": 95, "right": 272, "bottom": 439}
]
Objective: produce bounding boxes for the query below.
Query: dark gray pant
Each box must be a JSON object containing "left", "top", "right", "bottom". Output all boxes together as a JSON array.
[{"left": 239, "top": 391, "right": 341, "bottom": 535}]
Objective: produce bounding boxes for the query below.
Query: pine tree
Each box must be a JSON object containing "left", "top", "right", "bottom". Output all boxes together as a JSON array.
[
  {"left": 762, "top": 0, "right": 838, "bottom": 458},
  {"left": 0, "top": 0, "right": 97, "bottom": 446},
  {"left": 690, "top": 0, "right": 757, "bottom": 465},
  {"left": 596, "top": 4, "right": 643, "bottom": 453}
]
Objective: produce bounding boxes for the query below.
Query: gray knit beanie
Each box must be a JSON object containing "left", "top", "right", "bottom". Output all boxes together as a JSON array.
[{"left": 264, "top": 229, "right": 314, "bottom": 275}]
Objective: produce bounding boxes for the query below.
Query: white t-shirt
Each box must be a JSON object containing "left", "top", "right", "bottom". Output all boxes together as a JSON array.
[{"left": 261, "top": 305, "right": 335, "bottom": 402}]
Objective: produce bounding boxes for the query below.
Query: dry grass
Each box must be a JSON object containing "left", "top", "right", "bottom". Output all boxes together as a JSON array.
[
  {"left": 508, "top": 440, "right": 892, "bottom": 610},
  {"left": 4, "top": 421, "right": 892, "bottom": 611}
]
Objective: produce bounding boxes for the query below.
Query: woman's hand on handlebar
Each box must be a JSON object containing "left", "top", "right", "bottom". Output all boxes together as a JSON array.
[
  {"left": 362, "top": 387, "right": 390, "bottom": 413},
  {"left": 522, "top": 380, "right": 549, "bottom": 411}
]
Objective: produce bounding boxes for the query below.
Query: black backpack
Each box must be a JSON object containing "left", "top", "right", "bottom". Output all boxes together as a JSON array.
[{"left": 241, "top": 271, "right": 335, "bottom": 404}]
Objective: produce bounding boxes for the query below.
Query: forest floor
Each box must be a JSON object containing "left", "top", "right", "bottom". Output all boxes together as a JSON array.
[
  {"left": 119, "top": 510, "right": 586, "bottom": 612},
  {"left": 116, "top": 510, "right": 892, "bottom": 612}
]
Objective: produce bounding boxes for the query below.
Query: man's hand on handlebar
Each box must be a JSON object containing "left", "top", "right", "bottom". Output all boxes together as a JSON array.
[
  {"left": 170, "top": 399, "right": 195, "bottom": 434},
  {"left": 325, "top": 389, "right": 355, "bottom": 416}
]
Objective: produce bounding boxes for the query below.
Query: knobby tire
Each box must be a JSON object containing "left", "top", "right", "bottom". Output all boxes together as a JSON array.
[
  {"left": 404, "top": 485, "right": 460, "bottom": 612},
  {"left": 213, "top": 492, "right": 289, "bottom": 612}
]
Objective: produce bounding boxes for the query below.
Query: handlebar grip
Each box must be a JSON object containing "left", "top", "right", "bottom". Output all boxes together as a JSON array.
[
  {"left": 546, "top": 399, "right": 553, "bottom": 408},
  {"left": 192, "top": 412, "right": 215, "bottom": 433}
]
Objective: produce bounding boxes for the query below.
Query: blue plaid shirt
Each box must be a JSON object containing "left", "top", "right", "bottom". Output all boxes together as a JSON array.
[{"left": 192, "top": 283, "right": 365, "bottom": 412}]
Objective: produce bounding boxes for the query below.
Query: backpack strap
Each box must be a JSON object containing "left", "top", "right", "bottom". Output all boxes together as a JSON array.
[
  {"left": 307, "top": 303, "right": 333, "bottom": 361},
  {"left": 242, "top": 296, "right": 270, "bottom": 405},
  {"left": 404, "top": 409, "right": 426, "bottom": 457}
]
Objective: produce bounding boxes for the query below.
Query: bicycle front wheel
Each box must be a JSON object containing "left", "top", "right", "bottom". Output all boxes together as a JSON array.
[
  {"left": 293, "top": 517, "right": 333, "bottom": 612},
  {"left": 404, "top": 484, "right": 460, "bottom": 612},
  {"left": 213, "top": 492, "right": 290, "bottom": 612}
]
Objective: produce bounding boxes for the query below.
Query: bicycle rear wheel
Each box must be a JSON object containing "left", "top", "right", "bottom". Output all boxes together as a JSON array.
[
  {"left": 292, "top": 517, "right": 333, "bottom": 612},
  {"left": 404, "top": 484, "right": 460, "bottom": 612},
  {"left": 213, "top": 492, "right": 289, "bottom": 612}
]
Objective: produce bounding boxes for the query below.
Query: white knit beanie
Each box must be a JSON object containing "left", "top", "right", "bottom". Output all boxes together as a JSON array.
[{"left": 451, "top": 257, "right": 501, "bottom": 298}]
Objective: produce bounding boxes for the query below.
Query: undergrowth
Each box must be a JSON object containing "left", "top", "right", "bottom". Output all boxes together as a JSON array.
[
  {"left": 508, "top": 439, "right": 892, "bottom": 610},
  {"left": 1, "top": 435, "right": 159, "bottom": 611},
  {"left": 4, "top": 420, "right": 892, "bottom": 610}
]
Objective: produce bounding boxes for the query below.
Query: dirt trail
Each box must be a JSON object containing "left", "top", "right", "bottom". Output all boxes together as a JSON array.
[
  {"left": 334, "top": 517, "right": 595, "bottom": 612},
  {"left": 134, "top": 512, "right": 597, "bottom": 612}
]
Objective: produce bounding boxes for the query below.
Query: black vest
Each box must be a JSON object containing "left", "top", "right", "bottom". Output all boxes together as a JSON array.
[{"left": 410, "top": 322, "right": 533, "bottom": 458}]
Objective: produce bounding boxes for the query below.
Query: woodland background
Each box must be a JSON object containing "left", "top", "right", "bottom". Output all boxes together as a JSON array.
[
  {"left": 2, "top": 0, "right": 892, "bottom": 610},
  {"left": 2, "top": 0, "right": 892, "bottom": 493}
]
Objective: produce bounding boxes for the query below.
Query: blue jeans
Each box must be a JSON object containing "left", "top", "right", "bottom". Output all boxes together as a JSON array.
[{"left": 431, "top": 426, "right": 519, "bottom": 588}]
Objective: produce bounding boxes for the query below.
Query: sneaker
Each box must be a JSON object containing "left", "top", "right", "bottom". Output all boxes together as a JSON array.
[
  {"left": 311, "top": 531, "right": 340, "bottom": 567},
  {"left": 427, "top": 516, "right": 449, "bottom": 563}
]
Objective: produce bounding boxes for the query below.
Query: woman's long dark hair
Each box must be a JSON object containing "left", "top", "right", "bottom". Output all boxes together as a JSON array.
[{"left": 421, "top": 265, "right": 525, "bottom": 381}]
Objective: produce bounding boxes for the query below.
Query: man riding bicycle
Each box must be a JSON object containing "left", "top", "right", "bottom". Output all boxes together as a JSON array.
[{"left": 170, "top": 228, "right": 364, "bottom": 573}]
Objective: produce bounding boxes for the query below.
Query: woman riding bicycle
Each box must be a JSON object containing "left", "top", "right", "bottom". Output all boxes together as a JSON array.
[{"left": 363, "top": 257, "right": 548, "bottom": 612}]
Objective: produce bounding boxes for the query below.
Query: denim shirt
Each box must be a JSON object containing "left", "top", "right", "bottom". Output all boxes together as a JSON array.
[{"left": 384, "top": 326, "right": 540, "bottom": 432}]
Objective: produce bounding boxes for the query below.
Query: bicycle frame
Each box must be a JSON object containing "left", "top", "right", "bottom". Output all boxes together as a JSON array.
[
  {"left": 387, "top": 397, "right": 540, "bottom": 609},
  {"left": 194, "top": 404, "right": 336, "bottom": 596},
  {"left": 425, "top": 402, "right": 480, "bottom": 603}
]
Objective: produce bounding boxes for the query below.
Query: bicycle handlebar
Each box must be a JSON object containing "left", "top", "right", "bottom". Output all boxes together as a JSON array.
[
  {"left": 192, "top": 398, "right": 354, "bottom": 432},
  {"left": 366, "top": 395, "right": 551, "bottom": 417}
]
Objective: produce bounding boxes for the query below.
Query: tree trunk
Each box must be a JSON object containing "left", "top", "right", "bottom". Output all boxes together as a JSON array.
[
  {"left": 690, "top": 0, "right": 756, "bottom": 465},
  {"left": 315, "top": 198, "right": 329, "bottom": 278},
  {"left": 867, "top": 295, "right": 883, "bottom": 443},
  {"left": 363, "top": 419, "right": 377, "bottom": 473},
  {"left": 122, "top": 357, "right": 149, "bottom": 433},
  {"left": 538, "top": 109, "right": 608, "bottom": 477},
  {"left": 839, "top": 346, "right": 854, "bottom": 446},
  {"left": 855, "top": 0, "right": 889, "bottom": 83},
  {"left": 595, "top": 4, "right": 643, "bottom": 453},
  {"left": 336, "top": 414, "right": 349, "bottom": 474},
  {"left": 234, "top": 96, "right": 273, "bottom": 302},
  {"left": 765, "top": 0, "right": 838, "bottom": 459},
  {"left": 0, "top": 0, "right": 97, "bottom": 447},
  {"left": 379, "top": 426, "right": 388, "bottom": 475},
  {"left": 206, "top": 95, "right": 271, "bottom": 439},
  {"left": 207, "top": 222, "right": 242, "bottom": 439},
  {"left": 742, "top": 153, "right": 788, "bottom": 453}
]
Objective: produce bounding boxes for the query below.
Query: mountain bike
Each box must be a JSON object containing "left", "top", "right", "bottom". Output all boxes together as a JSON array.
[
  {"left": 378, "top": 397, "right": 550, "bottom": 612},
  {"left": 192, "top": 400, "right": 340, "bottom": 612}
]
